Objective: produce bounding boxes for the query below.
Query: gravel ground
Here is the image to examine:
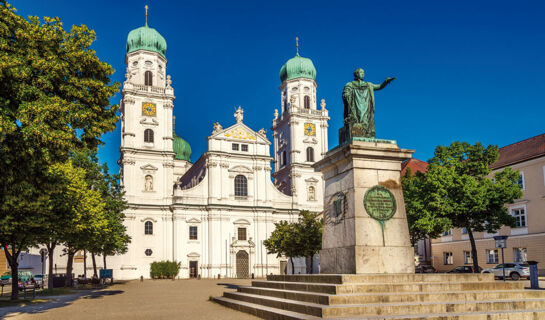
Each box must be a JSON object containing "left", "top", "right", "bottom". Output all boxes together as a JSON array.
[{"left": 1, "top": 278, "right": 257, "bottom": 320}]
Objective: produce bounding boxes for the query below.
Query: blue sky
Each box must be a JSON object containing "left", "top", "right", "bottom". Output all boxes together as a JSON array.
[{"left": 12, "top": 0, "right": 545, "bottom": 172}]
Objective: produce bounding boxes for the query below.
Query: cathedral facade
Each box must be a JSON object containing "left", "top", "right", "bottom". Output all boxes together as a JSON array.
[{"left": 106, "top": 20, "right": 329, "bottom": 279}]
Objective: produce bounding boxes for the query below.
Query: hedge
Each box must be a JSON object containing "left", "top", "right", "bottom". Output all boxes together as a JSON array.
[{"left": 150, "top": 260, "right": 181, "bottom": 279}]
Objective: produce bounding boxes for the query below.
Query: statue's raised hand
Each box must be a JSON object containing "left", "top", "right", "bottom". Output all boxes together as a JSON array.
[{"left": 386, "top": 77, "right": 396, "bottom": 82}]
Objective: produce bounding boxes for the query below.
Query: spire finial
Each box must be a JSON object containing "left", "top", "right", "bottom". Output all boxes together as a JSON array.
[
  {"left": 145, "top": 5, "right": 149, "bottom": 26},
  {"left": 296, "top": 37, "right": 299, "bottom": 56}
]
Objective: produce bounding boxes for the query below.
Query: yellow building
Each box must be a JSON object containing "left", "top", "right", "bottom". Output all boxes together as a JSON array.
[
  {"left": 0, "top": 247, "right": 7, "bottom": 275},
  {"left": 432, "top": 134, "right": 545, "bottom": 274}
]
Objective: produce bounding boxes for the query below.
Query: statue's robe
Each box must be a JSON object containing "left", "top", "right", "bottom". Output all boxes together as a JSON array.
[{"left": 342, "top": 80, "right": 380, "bottom": 136}]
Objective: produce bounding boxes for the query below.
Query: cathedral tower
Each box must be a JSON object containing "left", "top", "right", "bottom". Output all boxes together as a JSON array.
[
  {"left": 272, "top": 39, "right": 329, "bottom": 211},
  {"left": 120, "top": 9, "right": 191, "bottom": 204}
]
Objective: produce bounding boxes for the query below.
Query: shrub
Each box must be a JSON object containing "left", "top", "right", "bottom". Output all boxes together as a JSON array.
[{"left": 150, "top": 261, "right": 181, "bottom": 279}]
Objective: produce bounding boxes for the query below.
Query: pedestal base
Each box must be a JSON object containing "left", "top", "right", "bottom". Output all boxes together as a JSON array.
[{"left": 314, "top": 140, "right": 415, "bottom": 274}]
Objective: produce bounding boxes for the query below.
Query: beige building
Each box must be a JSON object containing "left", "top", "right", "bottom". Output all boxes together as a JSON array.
[{"left": 432, "top": 134, "right": 545, "bottom": 274}]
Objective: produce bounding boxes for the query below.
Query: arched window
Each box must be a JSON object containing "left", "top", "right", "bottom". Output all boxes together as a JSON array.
[
  {"left": 144, "top": 221, "right": 153, "bottom": 235},
  {"left": 144, "top": 71, "right": 153, "bottom": 86},
  {"left": 304, "top": 96, "right": 310, "bottom": 109},
  {"left": 306, "top": 147, "right": 314, "bottom": 162},
  {"left": 234, "top": 175, "right": 248, "bottom": 197},
  {"left": 144, "top": 129, "right": 154, "bottom": 143},
  {"left": 308, "top": 186, "right": 316, "bottom": 201},
  {"left": 281, "top": 150, "right": 287, "bottom": 166}
]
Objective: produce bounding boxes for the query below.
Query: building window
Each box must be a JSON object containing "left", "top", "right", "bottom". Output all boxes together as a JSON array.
[
  {"left": 513, "top": 248, "right": 527, "bottom": 263},
  {"left": 144, "top": 221, "right": 153, "bottom": 235},
  {"left": 144, "top": 129, "right": 154, "bottom": 143},
  {"left": 232, "top": 143, "right": 239, "bottom": 151},
  {"left": 443, "top": 252, "right": 453, "bottom": 265},
  {"left": 486, "top": 249, "right": 499, "bottom": 264},
  {"left": 145, "top": 71, "right": 153, "bottom": 86},
  {"left": 189, "top": 226, "right": 198, "bottom": 240},
  {"left": 461, "top": 227, "right": 468, "bottom": 234},
  {"left": 234, "top": 175, "right": 248, "bottom": 197},
  {"left": 304, "top": 95, "right": 310, "bottom": 109},
  {"left": 442, "top": 229, "right": 452, "bottom": 236},
  {"left": 241, "top": 144, "right": 248, "bottom": 152},
  {"left": 517, "top": 172, "right": 525, "bottom": 190},
  {"left": 306, "top": 147, "right": 314, "bottom": 162},
  {"left": 464, "top": 251, "right": 473, "bottom": 264},
  {"left": 237, "top": 227, "right": 247, "bottom": 241},
  {"left": 145, "top": 249, "right": 153, "bottom": 256},
  {"left": 281, "top": 151, "right": 287, "bottom": 166},
  {"left": 511, "top": 207, "right": 527, "bottom": 227}
]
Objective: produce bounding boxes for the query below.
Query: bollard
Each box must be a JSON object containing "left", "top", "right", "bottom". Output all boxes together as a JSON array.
[
  {"left": 140, "top": 275, "right": 144, "bottom": 282},
  {"left": 528, "top": 261, "right": 539, "bottom": 289},
  {"left": 32, "top": 286, "right": 36, "bottom": 299},
  {"left": 251, "top": 273, "right": 254, "bottom": 279},
  {"left": 218, "top": 274, "right": 221, "bottom": 279}
]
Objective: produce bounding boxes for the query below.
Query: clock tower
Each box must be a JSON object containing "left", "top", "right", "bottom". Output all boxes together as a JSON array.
[
  {"left": 272, "top": 39, "right": 329, "bottom": 212},
  {"left": 119, "top": 10, "right": 190, "bottom": 204}
]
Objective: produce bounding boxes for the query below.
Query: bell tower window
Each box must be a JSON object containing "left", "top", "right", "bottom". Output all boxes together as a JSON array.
[
  {"left": 306, "top": 147, "right": 314, "bottom": 162},
  {"left": 144, "top": 71, "right": 153, "bottom": 86},
  {"left": 144, "top": 129, "right": 154, "bottom": 143},
  {"left": 304, "top": 96, "right": 310, "bottom": 109}
]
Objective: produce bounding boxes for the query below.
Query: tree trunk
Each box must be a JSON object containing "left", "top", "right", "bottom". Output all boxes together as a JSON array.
[
  {"left": 103, "top": 255, "right": 107, "bottom": 269},
  {"left": 91, "top": 253, "right": 97, "bottom": 277},
  {"left": 83, "top": 250, "right": 87, "bottom": 279},
  {"left": 46, "top": 243, "right": 56, "bottom": 290},
  {"left": 4, "top": 243, "right": 20, "bottom": 300},
  {"left": 467, "top": 228, "right": 480, "bottom": 273},
  {"left": 310, "top": 255, "right": 314, "bottom": 274},
  {"left": 289, "top": 257, "right": 294, "bottom": 274},
  {"left": 65, "top": 250, "right": 75, "bottom": 287}
]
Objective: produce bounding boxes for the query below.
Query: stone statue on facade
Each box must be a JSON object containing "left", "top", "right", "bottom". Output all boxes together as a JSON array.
[
  {"left": 213, "top": 122, "right": 223, "bottom": 134},
  {"left": 340, "top": 68, "right": 395, "bottom": 143},
  {"left": 145, "top": 175, "right": 153, "bottom": 191},
  {"left": 234, "top": 106, "right": 244, "bottom": 123}
]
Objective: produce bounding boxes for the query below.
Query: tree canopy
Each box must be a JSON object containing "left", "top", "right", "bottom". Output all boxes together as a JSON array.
[
  {"left": 406, "top": 142, "right": 522, "bottom": 272},
  {"left": 0, "top": 1, "right": 120, "bottom": 299}
]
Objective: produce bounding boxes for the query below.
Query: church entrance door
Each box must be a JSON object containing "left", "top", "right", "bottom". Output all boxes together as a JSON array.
[
  {"left": 189, "top": 261, "right": 198, "bottom": 278},
  {"left": 236, "top": 250, "right": 249, "bottom": 278}
]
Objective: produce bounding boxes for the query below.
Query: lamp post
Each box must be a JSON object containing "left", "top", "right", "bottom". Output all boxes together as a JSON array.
[{"left": 493, "top": 235, "right": 508, "bottom": 282}]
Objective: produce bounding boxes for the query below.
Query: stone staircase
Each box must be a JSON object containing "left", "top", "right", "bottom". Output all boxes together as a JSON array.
[{"left": 214, "top": 273, "right": 545, "bottom": 319}]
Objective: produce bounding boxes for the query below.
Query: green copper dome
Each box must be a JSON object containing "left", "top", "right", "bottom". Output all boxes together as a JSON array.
[
  {"left": 126, "top": 24, "right": 167, "bottom": 58},
  {"left": 173, "top": 130, "right": 191, "bottom": 161},
  {"left": 279, "top": 54, "right": 316, "bottom": 83}
]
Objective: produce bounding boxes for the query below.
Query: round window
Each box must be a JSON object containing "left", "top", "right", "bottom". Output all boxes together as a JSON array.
[
  {"left": 145, "top": 60, "right": 152, "bottom": 66},
  {"left": 132, "top": 61, "right": 138, "bottom": 67},
  {"left": 145, "top": 249, "right": 152, "bottom": 256}
]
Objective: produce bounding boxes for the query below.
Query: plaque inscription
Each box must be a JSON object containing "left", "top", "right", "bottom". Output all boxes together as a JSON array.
[{"left": 363, "top": 185, "right": 397, "bottom": 246}]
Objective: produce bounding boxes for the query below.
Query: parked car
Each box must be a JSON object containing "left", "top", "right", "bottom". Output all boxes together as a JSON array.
[
  {"left": 415, "top": 265, "right": 437, "bottom": 273},
  {"left": 447, "top": 266, "right": 482, "bottom": 273},
  {"left": 33, "top": 274, "right": 44, "bottom": 288},
  {"left": 482, "top": 263, "right": 530, "bottom": 280}
]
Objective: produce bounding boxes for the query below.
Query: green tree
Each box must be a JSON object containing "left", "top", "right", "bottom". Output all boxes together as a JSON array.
[
  {"left": 264, "top": 221, "right": 299, "bottom": 273},
  {"left": 423, "top": 142, "right": 523, "bottom": 272},
  {"left": 402, "top": 167, "right": 451, "bottom": 247},
  {"left": 264, "top": 211, "right": 322, "bottom": 274},
  {"left": 293, "top": 211, "right": 322, "bottom": 274},
  {"left": 0, "top": 1, "right": 119, "bottom": 298}
]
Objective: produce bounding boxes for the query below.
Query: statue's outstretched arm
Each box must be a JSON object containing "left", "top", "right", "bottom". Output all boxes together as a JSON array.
[{"left": 374, "top": 77, "right": 396, "bottom": 91}]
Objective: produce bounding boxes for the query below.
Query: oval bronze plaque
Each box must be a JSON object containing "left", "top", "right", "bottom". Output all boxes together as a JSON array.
[{"left": 363, "top": 185, "right": 397, "bottom": 221}]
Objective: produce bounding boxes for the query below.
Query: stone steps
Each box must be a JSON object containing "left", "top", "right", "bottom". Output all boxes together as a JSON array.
[
  {"left": 267, "top": 274, "right": 493, "bottom": 284},
  {"left": 222, "top": 291, "right": 545, "bottom": 318},
  {"left": 252, "top": 280, "right": 524, "bottom": 294},
  {"left": 214, "top": 274, "right": 545, "bottom": 319},
  {"left": 216, "top": 294, "right": 545, "bottom": 320},
  {"left": 239, "top": 285, "right": 545, "bottom": 305}
]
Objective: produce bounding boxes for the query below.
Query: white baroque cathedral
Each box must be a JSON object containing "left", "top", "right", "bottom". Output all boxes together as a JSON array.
[{"left": 41, "top": 17, "right": 330, "bottom": 280}]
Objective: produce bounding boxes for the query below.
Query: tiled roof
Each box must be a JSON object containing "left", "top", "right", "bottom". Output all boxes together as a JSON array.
[
  {"left": 401, "top": 158, "right": 428, "bottom": 176},
  {"left": 491, "top": 133, "right": 545, "bottom": 169}
]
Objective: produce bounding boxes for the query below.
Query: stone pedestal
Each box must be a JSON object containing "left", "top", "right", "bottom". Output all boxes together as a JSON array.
[{"left": 313, "top": 140, "right": 415, "bottom": 274}]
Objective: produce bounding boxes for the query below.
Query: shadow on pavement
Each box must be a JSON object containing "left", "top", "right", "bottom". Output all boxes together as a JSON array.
[
  {"left": 0, "top": 289, "right": 124, "bottom": 318},
  {"left": 216, "top": 283, "right": 241, "bottom": 290}
]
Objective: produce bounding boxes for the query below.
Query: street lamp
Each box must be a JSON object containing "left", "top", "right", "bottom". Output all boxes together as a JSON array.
[{"left": 493, "top": 235, "right": 508, "bottom": 281}]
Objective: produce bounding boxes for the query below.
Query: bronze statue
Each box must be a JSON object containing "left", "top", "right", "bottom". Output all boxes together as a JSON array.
[{"left": 341, "top": 68, "right": 395, "bottom": 142}]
